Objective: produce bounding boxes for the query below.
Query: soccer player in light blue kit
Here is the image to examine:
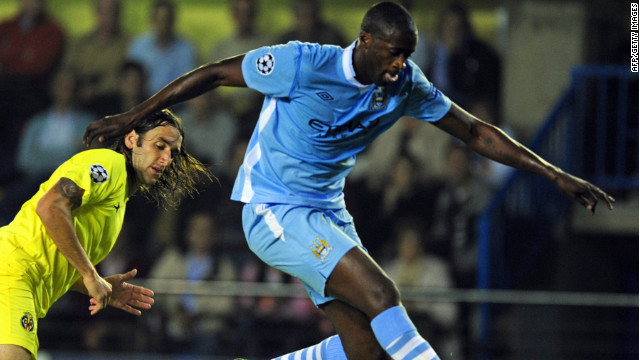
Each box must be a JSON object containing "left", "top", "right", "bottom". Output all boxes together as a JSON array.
[{"left": 85, "top": 3, "right": 615, "bottom": 359}]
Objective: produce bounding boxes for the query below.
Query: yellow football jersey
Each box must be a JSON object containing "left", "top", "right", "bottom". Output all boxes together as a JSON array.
[{"left": 0, "top": 149, "right": 130, "bottom": 318}]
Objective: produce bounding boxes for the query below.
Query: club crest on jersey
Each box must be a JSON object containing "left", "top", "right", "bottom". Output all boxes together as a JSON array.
[
  {"left": 21, "top": 312, "right": 35, "bottom": 332},
  {"left": 256, "top": 53, "right": 275, "bottom": 75},
  {"left": 370, "top": 86, "right": 388, "bottom": 110},
  {"left": 310, "top": 237, "right": 333, "bottom": 262},
  {"left": 90, "top": 164, "right": 109, "bottom": 184}
]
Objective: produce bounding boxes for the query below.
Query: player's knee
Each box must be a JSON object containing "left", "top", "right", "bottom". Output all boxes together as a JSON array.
[{"left": 365, "top": 274, "right": 400, "bottom": 316}]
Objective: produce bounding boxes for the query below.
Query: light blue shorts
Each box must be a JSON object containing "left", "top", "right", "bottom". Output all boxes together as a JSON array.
[{"left": 242, "top": 203, "right": 364, "bottom": 306}]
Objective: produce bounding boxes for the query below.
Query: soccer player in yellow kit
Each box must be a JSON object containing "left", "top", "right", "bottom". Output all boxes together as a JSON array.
[{"left": 0, "top": 109, "right": 209, "bottom": 360}]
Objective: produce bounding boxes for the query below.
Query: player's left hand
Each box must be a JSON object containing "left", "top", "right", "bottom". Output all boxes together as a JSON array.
[
  {"left": 554, "top": 171, "right": 615, "bottom": 214},
  {"left": 89, "top": 269, "right": 155, "bottom": 316}
]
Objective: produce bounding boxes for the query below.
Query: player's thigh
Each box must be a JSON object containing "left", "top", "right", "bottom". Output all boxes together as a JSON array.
[
  {"left": 0, "top": 275, "right": 38, "bottom": 360},
  {"left": 0, "top": 344, "right": 31, "bottom": 360},
  {"left": 320, "top": 300, "right": 389, "bottom": 360}
]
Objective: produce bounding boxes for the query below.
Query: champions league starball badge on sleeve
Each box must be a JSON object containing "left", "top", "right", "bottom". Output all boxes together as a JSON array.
[
  {"left": 90, "top": 164, "right": 109, "bottom": 184},
  {"left": 256, "top": 53, "right": 275, "bottom": 76}
]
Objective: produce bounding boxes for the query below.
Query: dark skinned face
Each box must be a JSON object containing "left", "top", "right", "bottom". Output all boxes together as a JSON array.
[{"left": 355, "top": 29, "right": 417, "bottom": 86}]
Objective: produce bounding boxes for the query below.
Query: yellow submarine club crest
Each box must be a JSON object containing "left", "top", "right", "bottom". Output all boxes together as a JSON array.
[
  {"left": 310, "top": 237, "right": 333, "bottom": 262},
  {"left": 21, "top": 312, "right": 35, "bottom": 332}
]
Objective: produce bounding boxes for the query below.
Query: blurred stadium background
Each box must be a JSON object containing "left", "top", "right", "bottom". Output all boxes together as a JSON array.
[
  {"left": 0, "top": 0, "right": 505, "bottom": 59},
  {"left": 1, "top": 0, "right": 637, "bottom": 359}
]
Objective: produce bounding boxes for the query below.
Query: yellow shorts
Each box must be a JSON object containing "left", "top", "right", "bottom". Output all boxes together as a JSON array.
[{"left": 0, "top": 244, "right": 39, "bottom": 359}]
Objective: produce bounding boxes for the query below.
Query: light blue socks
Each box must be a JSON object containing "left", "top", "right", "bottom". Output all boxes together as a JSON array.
[
  {"left": 271, "top": 335, "right": 347, "bottom": 360},
  {"left": 370, "top": 305, "right": 440, "bottom": 360},
  {"left": 272, "top": 306, "right": 439, "bottom": 360}
]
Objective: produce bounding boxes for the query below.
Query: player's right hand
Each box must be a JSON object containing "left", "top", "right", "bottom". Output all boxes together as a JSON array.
[
  {"left": 554, "top": 171, "right": 615, "bottom": 214},
  {"left": 83, "top": 271, "right": 113, "bottom": 315},
  {"left": 83, "top": 113, "right": 135, "bottom": 147}
]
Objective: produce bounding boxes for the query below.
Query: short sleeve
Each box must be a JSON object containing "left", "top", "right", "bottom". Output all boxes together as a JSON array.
[
  {"left": 241, "top": 41, "right": 302, "bottom": 98},
  {"left": 404, "top": 65, "right": 452, "bottom": 123},
  {"left": 59, "top": 150, "right": 127, "bottom": 207}
]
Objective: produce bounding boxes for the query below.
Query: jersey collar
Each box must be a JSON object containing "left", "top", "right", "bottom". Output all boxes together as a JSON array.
[{"left": 343, "top": 40, "right": 370, "bottom": 90}]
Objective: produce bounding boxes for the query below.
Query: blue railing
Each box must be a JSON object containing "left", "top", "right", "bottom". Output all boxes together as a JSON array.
[
  {"left": 572, "top": 65, "right": 639, "bottom": 189},
  {"left": 476, "top": 65, "right": 638, "bottom": 354}
]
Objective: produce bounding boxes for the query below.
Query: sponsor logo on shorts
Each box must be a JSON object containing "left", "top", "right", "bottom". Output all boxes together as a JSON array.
[
  {"left": 21, "top": 312, "right": 35, "bottom": 332},
  {"left": 310, "top": 237, "right": 333, "bottom": 262}
]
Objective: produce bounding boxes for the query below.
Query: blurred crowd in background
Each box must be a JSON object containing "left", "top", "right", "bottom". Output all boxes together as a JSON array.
[{"left": 0, "top": 0, "right": 604, "bottom": 358}]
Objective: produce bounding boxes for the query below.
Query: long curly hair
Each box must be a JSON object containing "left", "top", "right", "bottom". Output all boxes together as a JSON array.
[{"left": 110, "top": 109, "right": 213, "bottom": 209}]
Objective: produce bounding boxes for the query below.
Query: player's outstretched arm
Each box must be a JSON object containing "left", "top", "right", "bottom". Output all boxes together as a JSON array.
[
  {"left": 37, "top": 178, "right": 113, "bottom": 314},
  {"left": 83, "top": 54, "right": 247, "bottom": 146},
  {"left": 433, "top": 102, "right": 615, "bottom": 214}
]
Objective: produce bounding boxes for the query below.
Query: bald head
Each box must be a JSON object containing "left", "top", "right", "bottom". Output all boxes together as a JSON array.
[{"left": 360, "top": 2, "right": 417, "bottom": 44}]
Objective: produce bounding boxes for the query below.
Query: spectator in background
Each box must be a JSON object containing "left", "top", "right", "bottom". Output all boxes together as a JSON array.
[
  {"left": 348, "top": 119, "right": 449, "bottom": 248},
  {"left": 172, "top": 136, "right": 249, "bottom": 264},
  {"left": 209, "top": 137, "right": 249, "bottom": 254},
  {"left": 209, "top": 0, "right": 272, "bottom": 132},
  {"left": 277, "top": 0, "right": 348, "bottom": 47},
  {"left": 350, "top": 120, "right": 451, "bottom": 197},
  {"left": 81, "top": 221, "right": 149, "bottom": 353},
  {"left": 209, "top": 0, "right": 272, "bottom": 62},
  {"left": 91, "top": 60, "right": 148, "bottom": 119},
  {"left": 382, "top": 217, "right": 460, "bottom": 358},
  {"left": 128, "top": 0, "right": 197, "bottom": 99},
  {"left": 428, "top": 140, "right": 493, "bottom": 359},
  {"left": 0, "top": 71, "right": 94, "bottom": 225},
  {"left": 0, "top": 0, "right": 65, "bottom": 183},
  {"left": 428, "top": 2, "right": 501, "bottom": 109},
  {"left": 60, "top": 0, "right": 129, "bottom": 115},
  {"left": 348, "top": 151, "right": 439, "bottom": 258},
  {"left": 378, "top": 153, "right": 424, "bottom": 221},
  {"left": 429, "top": 140, "right": 491, "bottom": 288},
  {"left": 148, "top": 211, "right": 237, "bottom": 355},
  {"left": 176, "top": 92, "right": 238, "bottom": 173},
  {"left": 97, "top": 221, "right": 137, "bottom": 279}
]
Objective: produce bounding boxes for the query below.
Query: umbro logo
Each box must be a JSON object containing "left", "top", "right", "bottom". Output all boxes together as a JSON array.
[
  {"left": 114, "top": 204, "right": 120, "bottom": 212},
  {"left": 316, "top": 91, "right": 334, "bottom": 101}
]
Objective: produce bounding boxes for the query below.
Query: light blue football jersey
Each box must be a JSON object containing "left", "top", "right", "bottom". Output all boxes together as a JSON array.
[{"left": 231, "top": 41, "right": 452, "bottom": 209}]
